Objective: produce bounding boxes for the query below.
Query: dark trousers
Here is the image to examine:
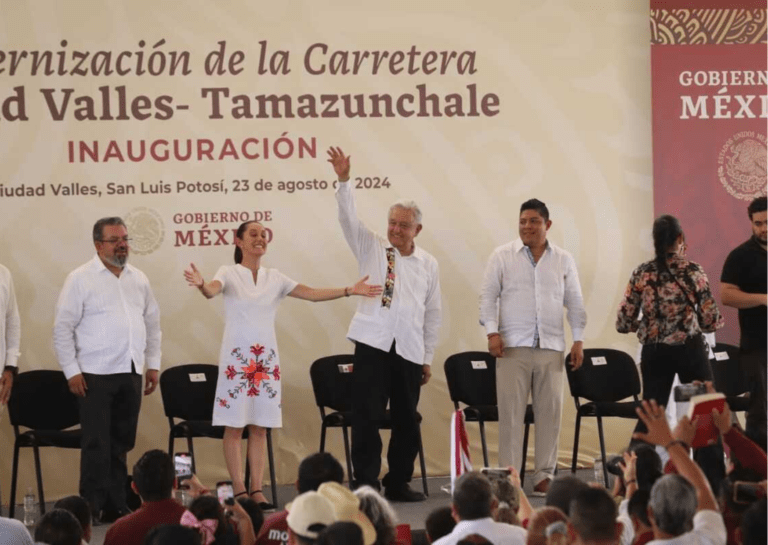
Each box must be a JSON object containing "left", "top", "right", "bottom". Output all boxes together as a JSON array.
[
  {"left": 79, "top": 372, "right": 142, "bottom": 514},
  {"left": 635, "top": 340, "right": 713, "bottom": 433},
  {"left": 742, "top": 349, "right": 767, "bottom": 452},
  {"left": 351, "top": 342, "right": 423, "bottom": 489},
  {"left": 633, "top": 340, "right": 724, "bottom": 493}
]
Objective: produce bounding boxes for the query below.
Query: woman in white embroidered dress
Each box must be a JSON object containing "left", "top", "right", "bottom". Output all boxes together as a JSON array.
[{"left": 184, "top": 220, "right": 381, "bottom": 510}]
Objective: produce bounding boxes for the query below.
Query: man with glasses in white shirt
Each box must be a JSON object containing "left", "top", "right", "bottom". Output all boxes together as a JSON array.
[
  {"left": 0, "top": 263, "right": 21, "bottom": 405},
  {"left": 327, "top": 147, "right": 441, "bottom": 502},
  {"left": 54, "top": 217, "right": 162, "bottom": 523},
  {"left": 479, "top": 199, "right": 586, "bottom": 496}
]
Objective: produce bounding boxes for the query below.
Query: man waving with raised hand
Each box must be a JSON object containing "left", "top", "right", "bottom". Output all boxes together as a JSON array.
[{"left": 328, "top": 146, "right": 441, "bottom": 502}]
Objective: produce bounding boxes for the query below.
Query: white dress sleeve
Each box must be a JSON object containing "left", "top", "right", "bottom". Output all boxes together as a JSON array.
[
  {"left": 213, "top": 265, "right": 230, "bottom": 291},
  {"left": 273, "top": 269, "right": 299, "bottom": 298}
]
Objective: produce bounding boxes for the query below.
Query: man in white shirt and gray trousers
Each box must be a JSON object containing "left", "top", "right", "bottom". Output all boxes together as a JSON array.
[
  {"left": 54, "top": 217, "right": 162, "bottom": 522},
  {"left": 479, "top": 199, "right": 586, "bottom": 495},
  {"left": 328, "top": 147, "right": 441, "bottom": 502}
]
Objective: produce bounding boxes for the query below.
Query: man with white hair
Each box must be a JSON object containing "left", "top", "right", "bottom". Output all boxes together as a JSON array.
[{"left": 328, "top": 147, "right": 441, "bottom": 502}]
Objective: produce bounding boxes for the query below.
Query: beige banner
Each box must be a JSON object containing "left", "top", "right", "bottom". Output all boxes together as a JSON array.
[{"left": 1, "top": 0, "right": 656, "bottom": 500}]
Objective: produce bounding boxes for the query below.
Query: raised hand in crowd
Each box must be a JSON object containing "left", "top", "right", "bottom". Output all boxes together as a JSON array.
[
  {"left": 615, "top": 450, "right": 637, "bottom": 498},
  {"left": 672, "top": 413, "right": 697, "bottom": 449},
  {"left": 184, "top": 474, "right": 210, "bottom": 499},
  {"left": 711, "top": 401, "right": 733, "bottom": 437},
  {"left": 634, "top": 399, "right": 719, "bottom": 513},
  {"left": 225, "top": 498, "right": 256, "bottom": 545},
  {"left": 633, "top": 399, "right": 675, "bottom": 446},
  {"left": 508, "top": 466, "right": 533, "bottom": 524}
]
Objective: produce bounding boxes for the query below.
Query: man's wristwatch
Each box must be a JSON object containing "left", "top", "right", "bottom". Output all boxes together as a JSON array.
[{"left": 3, "top": 365, "right": 18, "bottom": 377}]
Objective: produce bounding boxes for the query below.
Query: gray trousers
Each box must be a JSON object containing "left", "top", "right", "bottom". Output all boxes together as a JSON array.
[{"left": 496, "top": 346, "right": 564, "bottom": 485}]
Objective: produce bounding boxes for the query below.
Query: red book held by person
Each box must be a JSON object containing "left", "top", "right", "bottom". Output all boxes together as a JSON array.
[{"left": 687, "top": 393, "right": 726, "bottom": 448}]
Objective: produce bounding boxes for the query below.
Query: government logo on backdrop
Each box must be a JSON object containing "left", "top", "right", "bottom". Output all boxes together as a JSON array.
[
  {"left": 125, "top": 207, "right": 165, "bottom": 255},
  {"left": 718, "top": 132, "right": 767, "bottom": 201}
]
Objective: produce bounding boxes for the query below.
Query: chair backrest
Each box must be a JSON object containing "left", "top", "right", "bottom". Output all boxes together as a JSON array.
[
  {"left": 8, "top": 370, "right": 80, "bottom": 431},
  {"left": 160, "top": 364, "right": 219, "bottom": 421},
  {"left": 309, "top": 355, "right": 356, "bottom": 413},
  {"left": 565, "top": 348, "right": 640, "bottom": 402},
  {"left": 710, "top": 343, "right": 747, "bottom": 397},
  {"left": 443, "top": 351, "right": 497, "bottom": 407}
]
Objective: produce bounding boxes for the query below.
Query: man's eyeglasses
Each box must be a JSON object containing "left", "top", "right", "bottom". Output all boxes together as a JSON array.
[{"left": 99, "top": 237, "right": 132, "bottom": 244}]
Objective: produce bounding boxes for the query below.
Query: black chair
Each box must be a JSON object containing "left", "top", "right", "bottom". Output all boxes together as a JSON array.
[
  {"left": 8, "top": 370, "right": 82, "bottom": 518},
  {"left": 444, "top": 351, "right": 534, "bottom": 485},
  {"left": 160, "top": 363, "right": 277, "bottom": 507},
  {"left": 565, "top": 348, "right": 641, "bottom": 486},
  {"left": 309, "top": 355, "right": 429, "bottom": 495},
  {"left": 710, "top": 343, "right": 750, "bottom": 413}
]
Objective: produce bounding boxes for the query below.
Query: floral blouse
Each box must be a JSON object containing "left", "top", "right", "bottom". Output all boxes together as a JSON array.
[{"left": 616, "top": 256, "right": 724, "bottom": 345}]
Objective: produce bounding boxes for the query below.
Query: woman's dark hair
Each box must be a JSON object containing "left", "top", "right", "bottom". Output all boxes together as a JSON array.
[
  {"left": 34, "top": 509, "right": 82, "bottom": 545},
  {"left": 652, "top": 214, "right": 683, "bottom": 274},
  {"left": 143, "top": 525, "right": 202, "bottom": 545},
  {"left": 628, "top": 489, "right": 651, "bottom": 527},
  {"left": 188, "top": 496, "right": 227, "bottom": 538},
  {"left": 632, "top": 445, "right": 663, "bottom": 492},
  {"left": 425, "top": 506, "right": 456, "bottom": 543},
  {"left": 318, "top": 521, "right": 364, "bottom": 545},
  {"left": 237, "top": 497, "right": 264, "bottom": 536},
  {"left": 234, "top": 221, "right": 260, "bottom": 264},
  {"left": 133, "top": 449, "right": 175, "bottom": 502}
]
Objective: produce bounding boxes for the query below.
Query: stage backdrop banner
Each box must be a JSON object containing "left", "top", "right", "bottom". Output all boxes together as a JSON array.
[
  {"left": 1, "top": 1, "right": 662, "bottom": 500},
  {"left": 650, "top": 2, "right": 767, "bottom": 345}
]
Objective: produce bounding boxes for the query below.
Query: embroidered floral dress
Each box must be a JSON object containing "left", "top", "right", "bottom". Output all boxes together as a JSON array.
[{"left": 211, "top": 265, "right": 297, "bottom": 428}]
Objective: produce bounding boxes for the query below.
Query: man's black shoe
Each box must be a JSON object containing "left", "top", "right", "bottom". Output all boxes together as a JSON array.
[{"left": 384, "top": 484, "right": 426, "bottom": 502}]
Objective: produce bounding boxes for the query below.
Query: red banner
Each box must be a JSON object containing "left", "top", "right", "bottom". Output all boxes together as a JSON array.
[{"left": 651, "top": 5, "right": 767, "bottom": 344}]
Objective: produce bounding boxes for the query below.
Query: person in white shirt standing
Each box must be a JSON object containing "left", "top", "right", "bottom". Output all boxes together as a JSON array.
[
  {"left": 54, "top": 217, "right": 162, "bottom": 523},
  {"left": 0, "top": 263, "right": 21, "bottom": 405},
  {"left": 327, "top": 147, "right": 441, "bottom": 502},
  {"left": 479, "top": 199, "right": 586, "bottom": 495}
]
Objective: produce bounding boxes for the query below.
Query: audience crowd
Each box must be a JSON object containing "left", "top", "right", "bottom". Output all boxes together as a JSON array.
[{"left": 1, "top": 396, "right": 765, "bottom": 545}]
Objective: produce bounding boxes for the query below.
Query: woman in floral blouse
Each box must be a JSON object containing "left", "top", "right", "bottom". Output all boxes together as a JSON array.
[
  {"left": 184, "top": 220, "right": 381, "bottom": 511},
  {"left": 616, "top": 214, "right": 723, "bottom": 437}
]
